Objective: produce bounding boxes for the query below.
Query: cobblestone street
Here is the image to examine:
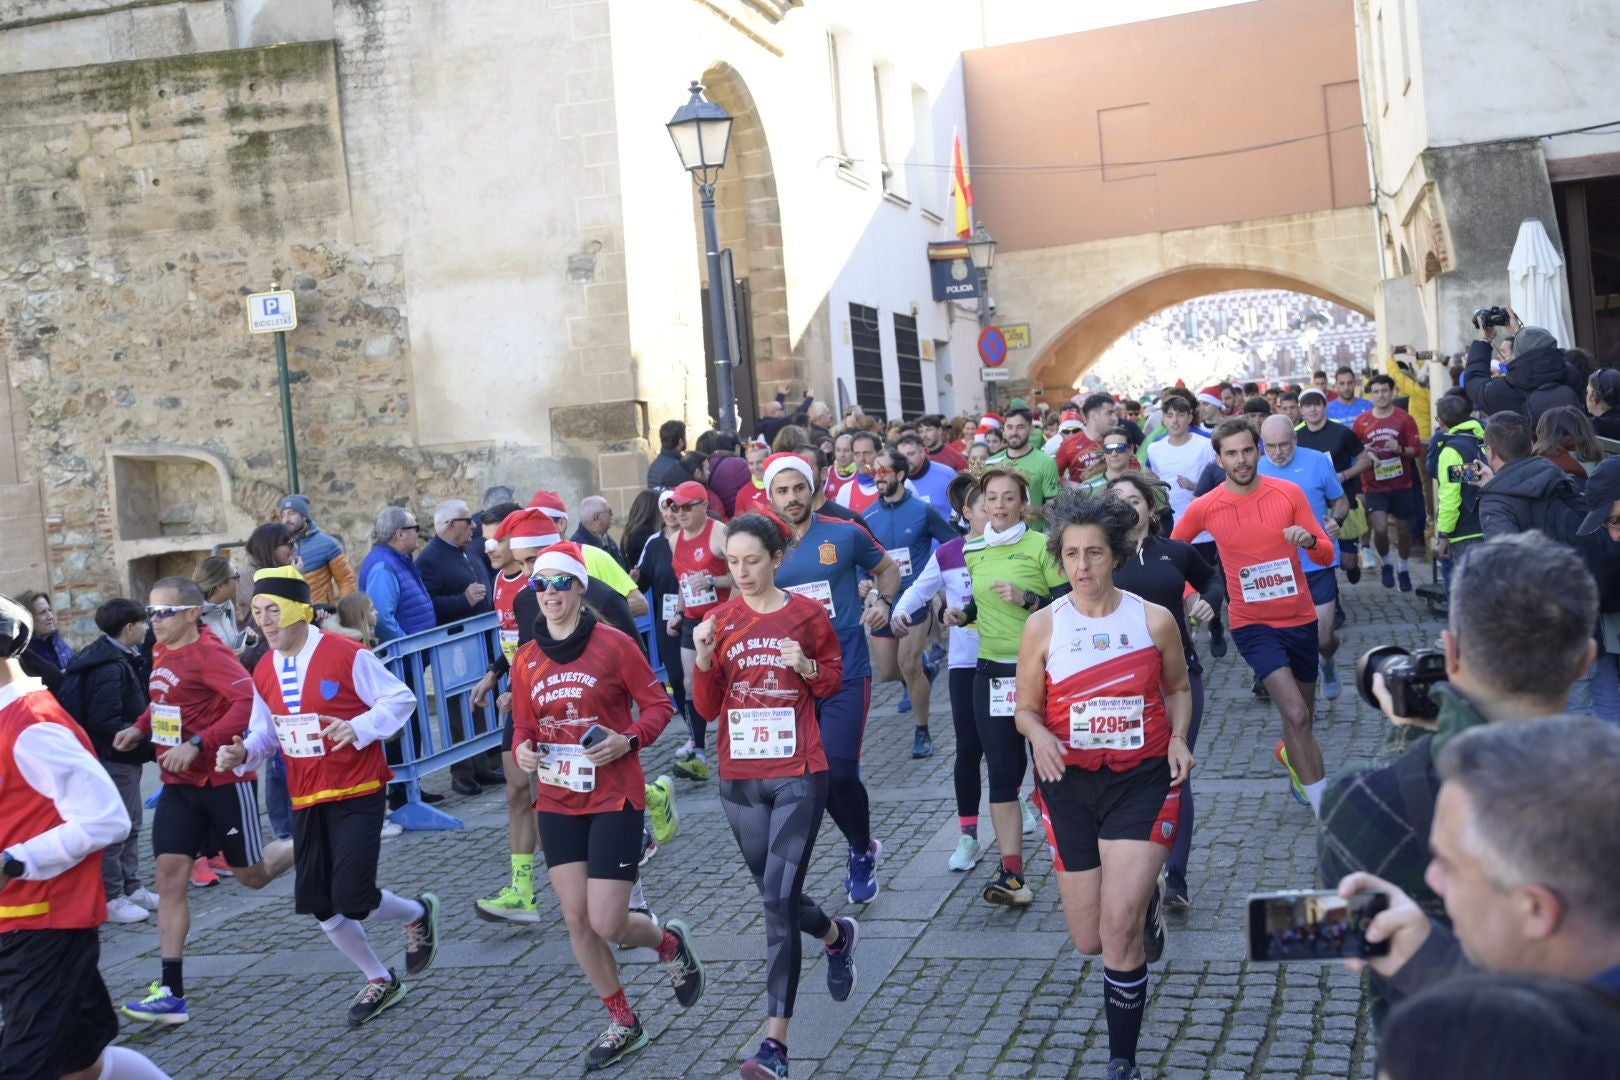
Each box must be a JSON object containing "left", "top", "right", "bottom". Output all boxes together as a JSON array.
[{"left": 104, "top": 570, "right": 1441, "bottom": 1080}]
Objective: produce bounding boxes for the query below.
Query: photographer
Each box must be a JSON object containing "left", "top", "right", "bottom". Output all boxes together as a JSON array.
[
  {"left": 1476, "top": 411, "right": 1585, "bottom": 543},
  {"left": 1318, "top": 533, "right": 1597, "bottom": 919},
  {"left": 1336, "top": 716, "right": 1620, "bottom": 1010},
  {"left": 1429, "top": 393, "right": 1485, "bottom": 595},
  {"left": 1463, "top": 311, "right": 1582, "bottom": 425}
]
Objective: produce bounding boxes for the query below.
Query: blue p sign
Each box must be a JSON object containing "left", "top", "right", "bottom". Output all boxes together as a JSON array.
[{"left": 263, "top": 297, "right": 281, "bottom": 315}]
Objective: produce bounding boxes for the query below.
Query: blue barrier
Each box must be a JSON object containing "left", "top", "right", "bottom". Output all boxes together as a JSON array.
[{"left": 636, "top": 613, "right": 669, "bottom": 684}]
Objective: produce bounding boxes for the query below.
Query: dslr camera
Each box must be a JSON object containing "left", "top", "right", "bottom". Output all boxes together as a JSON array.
[
  {"left": 1472, "top": 306, "right": 1511, "bottom": 328},
  {"left": 1356, "top": 646, "right": 1446, "bottom": 721}
]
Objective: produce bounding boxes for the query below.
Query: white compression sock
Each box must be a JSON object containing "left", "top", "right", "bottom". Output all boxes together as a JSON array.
[
  {"left": 1304, "top": 779, "right": 1328, "bottom": 816},
  {"left": 628, "top": 878, "right": 647, "bottom": 911},
  {"left": 371, "top": 889, "right": 425, "bottom": 925},
  {"left": 319, "top": 914, "right": 389, "bottom": 980},
  {"left": 99, "top": 1046, "right": 172, "bottom": 1080}
]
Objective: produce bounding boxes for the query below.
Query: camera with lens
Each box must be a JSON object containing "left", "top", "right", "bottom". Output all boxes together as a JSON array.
[
  {"left": 1356, "top": 646, "right": 1447, "bottom": 721},
  {"left": 1472, "top": 306, "right": 1511, "bottom": 328}
]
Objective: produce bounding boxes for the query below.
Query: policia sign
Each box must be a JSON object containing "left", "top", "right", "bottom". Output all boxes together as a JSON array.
[{"left": 927, "top": 241, "right": 981, "bottom": 302}]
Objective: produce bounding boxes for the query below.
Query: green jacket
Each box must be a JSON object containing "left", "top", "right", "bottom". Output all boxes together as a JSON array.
[{"left": 1433, "top": 419, "right": 1485, "bottom": 541}]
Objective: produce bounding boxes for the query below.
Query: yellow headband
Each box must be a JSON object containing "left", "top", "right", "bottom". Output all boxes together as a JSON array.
[{"left": 252, "top": 565, "right": 315, "bottom": 625}]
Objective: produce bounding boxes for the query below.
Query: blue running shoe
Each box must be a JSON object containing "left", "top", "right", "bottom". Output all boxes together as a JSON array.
[
  {"left": 740, "top": 1039, "right": 790, "bottom": 1080},
  {"left": 846, "top": 838, "right": 881, "bottom": 904},
  {"left": 121, "top": 982, "right": 188, "bottom": 1025},
  {"left": 911, "top": 727, "right": 933, "bottom": 759},
  {"left": 825, "top": 916, "right": 859, "bottom": 1002},
  {"left": 1322, "top": 658, "right": 1342, "bottom": 701},
  {"left": 897, "top": 686, "right": 912, "bottom": 714},
  {"left": 1380, "top": 564, "right": 1395, "bottom": 589},
  {"left": 1398, "top": 569, "right": 1412, "bottom": 593}
]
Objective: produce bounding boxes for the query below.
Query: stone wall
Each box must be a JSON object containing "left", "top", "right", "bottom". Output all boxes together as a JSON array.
[{"left": 0, "top": 41, "right": 487, "bottom": 633}]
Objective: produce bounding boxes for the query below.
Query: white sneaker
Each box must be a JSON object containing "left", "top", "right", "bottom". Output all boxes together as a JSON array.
[
  {"left": 673, "top": 740, "right": 696, "bottom": 763},
  {"left": 948, "top": 834, "right": 983, "bottom": 872},
  {"left": 379, "top": 821, "right": 403, "bottom": 839},
  {"left": 127, "top": 886, "right": 160, "bottom": 910},
  {"left": 1020, "top": 796, "right": 1040, "bottom": 837},
  {"left": 106, "top": 896, "right": 150, "bottom": 923}
]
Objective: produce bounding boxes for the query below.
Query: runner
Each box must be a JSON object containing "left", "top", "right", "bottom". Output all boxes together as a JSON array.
[
  {"left": 1106, "top": 474, "right": 1214, "bottom": 912},
  {"left": 833, "top": 431, "right": 886, "bottom": 514},
  {"left": 1351, "top": 374, "right": 1423, "bottom": 592},
  {"left": 896, "top": 432, "right": 958, "bottom": 510},
  {"left": 824, "top": 433, "right": 857, "bottom": 503},
  {"left": 1256, "top": 416, "right": 1349, "bottom": 699},
  {"left": 0, "top": 594, "right": 172, "bottom": 1080},
  {"left": 668, "top": 479, "right": 733, "bottom": 781},
  {"left": 692, "top": 514, "right": 859, "bottom": 1080},
  {"left": 1326, "top": 365, "right": 1373, "bottom": 423},
  {"left": 895, "top": 474, "right": 988, "bottom": 871},
  {"left": 735, "top": 442, "right": 773, "bottom": 516},
  {"left": 766, "top": 452, "right": 898, "bottom": 903},
  {"left": 1295, "top": 388, "right": 1371, "bottom": 584},
  {"left": 987, "top": 407, "right": 1061, "bottom": 523},
  {"left": 863, "top": 448, "right": 958, "bottom": 760},
  {"left": 918, "top": 413, "right": 970, "bottom": 472},
  {"left": 965, "top": 467, "right": 1069, "bottom": 906},
  {"left": 1014, "top": 493, "right": 1194, "bottom": 1080},
  {"left": 1171, "top": 419, "right": 1336, "bottom": 813},
  {"left": 508, "top": 543, "right": 704, "bottom": 1072},
  {"left": 1056, "top": 394, "right": 1118, "bottom": 488},
  {"left": 214, "top": 567, "right": 440, "bottom": 1028},
  {"left": 110, "top": 576, "right": 294, "bottom": 1026}
]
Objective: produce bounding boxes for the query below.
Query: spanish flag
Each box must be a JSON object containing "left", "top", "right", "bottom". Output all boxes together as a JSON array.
[{"left": 950, "top": 128, "right": 974, "bottom": 239}]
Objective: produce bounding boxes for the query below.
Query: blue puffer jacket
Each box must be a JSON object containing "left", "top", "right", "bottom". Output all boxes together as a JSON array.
[{"left": 359, "top": 544, "right": 435, "bottom": 640}]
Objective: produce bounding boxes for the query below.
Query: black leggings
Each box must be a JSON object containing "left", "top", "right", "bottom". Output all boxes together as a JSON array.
[
  {"left": 824, "top": 755, "right": 871, "bottom": 855},
  {"left": 720, "top": 773, "right": 834, "bottom": 1019},
  {"left": 950, "top": 667, "right": 984, "bottom": 818},
  {"left": 1192, "top": 540, "right": 1226, "bottom": 633},
  {"left": 973, "top": 659, "right": 1025, "bottom": 805}
]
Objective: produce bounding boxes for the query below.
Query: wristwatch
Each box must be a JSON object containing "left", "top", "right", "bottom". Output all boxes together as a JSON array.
[
  {"left": 188, "top": 734, "right": 204, "bottom": 748},
  {"left": 2, "top": 851, "right": 23, "bottom": 883},
  {"left": 1022, "top": 590, "right": 1039, "bottom": 611},
  {"left": 802, "top": 659, "right": 820, "bottom": 680},
  {"left": 626, "top": 734, "right": 641, "bottom": 755}
]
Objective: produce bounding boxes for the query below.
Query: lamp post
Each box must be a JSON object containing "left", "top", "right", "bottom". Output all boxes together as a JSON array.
[
  {"left": 667, "top": 81, "right": 738, "bottom": 434},
  {"left": 966, "top": 224, "right": 998, "bottom": 407}
]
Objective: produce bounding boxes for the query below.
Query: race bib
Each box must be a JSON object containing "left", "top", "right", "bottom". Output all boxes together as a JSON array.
[
  {"left": 661, "top": 593, "right": 679, "bottom": 621},
  {"left": 1373, "top": 456, "right": 1404, "bottom": 482},
  {"left": 785, "top": 581, "right": 836, "bottom": 618},
  {"left": 886, "top": 547, "right": 913, "bottom": 579},
  {"left": 989, "top": 677, "right": 1017, "bottom": 717},
  {"left": 727, "top": 707, "right": 796, "bottom": 760},
  {"left": 536, "top": 743, "right": 595, "bottom": 793},
  {"left": 273, "top": 713, "right": 326, "bottom": 758},
  {"left": 499, "top": 629, "right": 520, "bottom": 661},
  {"left": 1069, "top": 695, "right": 1145, "bottom": 751},
  {"left": 151, "top": 704, "right": 182, "bottom": 747},
  {"left": 680, "top": 573, "right": 717, "bottom": 608},
  {"left": 1239, "top": 558, "right": 1298, "bottom": 604}
]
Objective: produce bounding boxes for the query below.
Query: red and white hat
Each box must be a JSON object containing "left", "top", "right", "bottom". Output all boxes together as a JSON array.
[
  {"left": 671, "top": 480, "right": 708, "bottom": 507},
  {"left": 657, "top": 488, "right": 677, "bottom": 510},
  {"left": 498, "top": 507, "right": 562, "bottom": 552},
  {"left": 761, "top": 452, "right": 814, "bottom": 492},
  {"left": 527, "top": 489, "right": 569, "bottom": 521},
  {"left": 1196, "top": 386, "right": 1226, "bottom": 409},
  {"left": 532, "top": 540, "right": 589, "bottom": 585}
]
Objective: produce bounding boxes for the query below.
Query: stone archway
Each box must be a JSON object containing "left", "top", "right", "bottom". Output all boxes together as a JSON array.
[{"left": 695, "top": 64, "right": 792, "bottom": 436}]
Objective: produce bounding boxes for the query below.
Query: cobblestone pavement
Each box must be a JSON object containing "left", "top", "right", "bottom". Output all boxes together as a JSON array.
[{"left": 98, "top": 567, "right": 1443, "bottom": 1079}]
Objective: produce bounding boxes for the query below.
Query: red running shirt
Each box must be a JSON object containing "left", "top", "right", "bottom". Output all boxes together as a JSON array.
[
  {"left": 1352, "top": 407, "right": 1422, "bottom": 493},
  {"left": 672, "top": 518, "right": 731, "bottom": 621},
  {"left": 692, "top": 592, "right": 844, "bottom": 780},
  {"left": 136, "top": 627, "right": 255, "bottom": 787},
  {"left": 1042, "top": 592, "right": 1168, "bottom": 772},
  {"left": 1170, "top": 476, "right": 1334, "bottom": 629},
  {"left": 1056, "top": 431, "right": 1103, "bottom": 484},
  {"left": 492, "top": 570, "right": 527, "bottom": 661}
]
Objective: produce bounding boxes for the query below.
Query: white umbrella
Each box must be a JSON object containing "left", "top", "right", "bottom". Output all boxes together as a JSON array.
[{"left": 1508, "top": 218, "right": 1574, "bottom": 348}]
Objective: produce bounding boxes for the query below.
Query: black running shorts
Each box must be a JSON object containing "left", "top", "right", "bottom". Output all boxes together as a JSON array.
[
  {"left": 0, "top": 927, "right": 117, "bottom": 1078},
  {"left": 537, "top": 804, "right": 644, "bottom": 882},
  {"left": 151, "top": 780, "right": 265, "bottom": 868},
  {"left": 1035, "top": 758, "right": 1179, "bottom": 873}
]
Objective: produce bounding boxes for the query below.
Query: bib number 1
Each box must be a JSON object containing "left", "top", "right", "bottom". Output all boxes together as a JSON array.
[{"left": 274, "top": 713, "right": 326, "bottom": 758}]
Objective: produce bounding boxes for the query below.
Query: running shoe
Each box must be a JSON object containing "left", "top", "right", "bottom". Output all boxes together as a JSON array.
[
  {"left": 1398, "top": 569, "right": 1412, "bottom": 593},
  {"left": 1021, "top": 795, "right": 1040, "bottom": 837},
  {"left": 474, "top": 885, "right": 539, "bottom": 924},
  {"left": 190, "top": 860, "right": 218, "bottom": 888},
  {"left": 585, "top": 1022, "right": 648, "bottom": 1072},
  {"left": 911, "top": 727, "right": 933, "bottom": 759},
  {"left": 1106, "top": 1059, "right": 1143, "bottom": 1080},
  {"left": 206, "top": 854, "right": 234, "bottom": 878},
  {"left": 1346, "top": 562, "right": 1362, "bottom": 585},
  {"left": 1164, "top": 870, "right": 1190, "bottom": 914},
  {"left": 1252, "top": 677, "right": 1270, "bottom": 700},
  {"left": 982, "top": 865, "right": 1032, "bottom": 907},
  {"left": 1144, "top": 873, "right": 1167, "bottom": 963},
  {"left": 403, "top": 892, "right": 439, "bottom": 975},
  {"left": 672, "top": 755, "right": 710, "bottom": 782},
  {"left": 1322, "top": 657, "right": 1342, "bottom": 701},
  {"left": 660, "top": 918, "right": 705, "bottom": 1008},
  {"left": 127, "top": 885, "right": 160, "bottom": 910},
  {"left": 674, "top": 739, "right": 695, "bottom": 762},
  {"left": 1380, "top": 564, "right": 1395, "bottom": 589},
  {"left": 948, "top": 834, "right": 983, "bottom": 872},
  {"left": 825, "top": 916, "right": 859, "bottom": 1002},
  {"left": 897, "top": 686, "right": 912, "bottom": 714},
  {"left": 641, "top": 827, "right": 658, "bottom": 866},
  {"left": 740, "top": 1040, "right": 790, "bottom": 1080},
  {"left": 646, "top": 774, "right": 679, "bottom": 844},
  {"left": 845, "top": 839, "right": 881, "bottom": 904},
  {"left": 121, "top": 983, "right": 187, "bottom": 1025},
  {"left": 346, "top": 971, "right": 407, "bottom": 1028},
  {"left": 1208, "top": 627, "right": 1227, "bottom": 659},
  {"left": 1276, "top": 740, "right": 1309, "bottom": 807},
  {"left": 379, "top": 821, "right": 404, "bottom": 840},
  {"left": 924, "top": 642, "right": 947, "bottom": 668},
  {"left": 105, "top": 895, "right": 149, "bottom": 923}
]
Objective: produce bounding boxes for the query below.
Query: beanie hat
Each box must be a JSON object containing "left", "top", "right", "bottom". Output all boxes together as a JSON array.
[
  {"left": 279, "top": 494, "right": 313, "bottom": 520},
  {"left": 1514, "top": 326, "right": 1556, "bottom": 355}
]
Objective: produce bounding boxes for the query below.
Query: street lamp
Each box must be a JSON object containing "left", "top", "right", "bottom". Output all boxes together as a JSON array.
[{"left": 668, "top": 81, "right": 739, "bottom": 434}]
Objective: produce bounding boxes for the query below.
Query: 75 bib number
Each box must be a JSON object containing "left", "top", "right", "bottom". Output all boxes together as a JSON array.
[{"left": 727, "top": 707, "right": 796, "bottom": 760}]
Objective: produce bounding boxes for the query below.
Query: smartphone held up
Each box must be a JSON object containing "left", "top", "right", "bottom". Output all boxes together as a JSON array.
[{"left": 1247, "top": 890, "right": 1390, "bottom": 963}]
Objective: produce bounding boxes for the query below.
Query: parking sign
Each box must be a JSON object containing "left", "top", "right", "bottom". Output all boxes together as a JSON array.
[{"left": 246, "top": 290, "right": 298, "bottom": 334}]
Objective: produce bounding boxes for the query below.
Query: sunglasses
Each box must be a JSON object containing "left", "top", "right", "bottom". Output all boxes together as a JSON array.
[
  {"left": 446, "top": 517, "right": 473, "bottom": 527},
  {"left": 399, "top": 524, "right": 421, "bottom": 532},
  {"left": 674, "top": 501, "right": 705, "bottom": 510},
  {"left": 146, "top": 604, "right": 199, "bottom": 620},
  {"left": 532, "top": 575, "right": 579, "bottom": 593},
  {"left": 1103, "top": 444, "right": 1130, "bottom": 454}
]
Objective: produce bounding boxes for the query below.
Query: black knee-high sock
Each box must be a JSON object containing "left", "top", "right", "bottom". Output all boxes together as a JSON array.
[
  {"left": 162, "top": 957, "right": 184, "bottom": 998},
  {"left": 1103, "top": 964, "right": 1148, "bottom": 1063}
]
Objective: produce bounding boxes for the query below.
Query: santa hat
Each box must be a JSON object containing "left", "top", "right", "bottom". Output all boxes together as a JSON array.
[
  {"left": 498, "top": 507, "right": 562, "bottom": 552},
  {"left": 974, "top": 413, "right": 1004, "bottom": 440},
  {"left": 1196, "top": 386, "right": 1226, "bottom": 410},
  {"left": 762, "top": 452, "right": 814, "bottom": 492},
  {"left": 531, "top": 541, "right": 589, "bottom": 585},
  {"left": 527, "top": 489, "right": 569, "bottom": 520}
]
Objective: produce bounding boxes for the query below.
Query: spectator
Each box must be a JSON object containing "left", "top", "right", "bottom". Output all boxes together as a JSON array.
[
  {"left": 359, "top": 506, "right": 435, "bottom": 642},
  {"left": 416, "top": 498, "right": 493, "bottom": 624},
  {"left": 1339, "top": 716, "right": 1620, "bottom": 1010},
  {"left": 1477, "top": 411, "right": 1584, "bottom": 542},
  {"left": 679, "top": 452, "right": 728, "bottom": 519},
  {"left": 1463, "top": 322, "right": 1583, "bottom": 425},
  {"left": 648, "top": 419, "right": 694, "bottom": 489},
  {"left": 806, "top": 400, "right": 834, "bottom": 444},
  {"left": 1378, "top": 973, "right": 1620, "bottom": 1080},
  {"left": 57, "top": 596, "right": 155, "bottom": 924},
  {"left": 571, "top": 494, "right": 627, "bottom": 569},
  {"left": 769, "top": 424, "right": 810, "bottom": 455},
  {"left": 14, "top": 589, "right": 71, "bottom": 692},
  {"left": 1429, "top": 393, "right": 1486, "bottom": 593},
  {"left": 704, "top": 430, "right": 751, "bottom": 515},
  {"left": 193, "top": 555, "right": 246, "bottom": 653},
  {"left": 321, "top": 591, "right": 379, "bottom": 648},
  {"left": 1319, "top": 533, "right": 1597, "bottom": 924},
  {"left": 1534, "top": 405, "right": 1604, "bottom": 486},
  {"left": 758, "top": 383, "right": 814, "bottom": 446},
  {"left": 619, "top": 488, "right": 663, "bottom": 575},
  {"left": 277, "top": 494, "right": 358, "bottom": 604},
  {"left": 1587, "top": 368, "right": 1620, "bottom": 440}
]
